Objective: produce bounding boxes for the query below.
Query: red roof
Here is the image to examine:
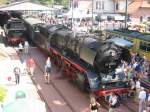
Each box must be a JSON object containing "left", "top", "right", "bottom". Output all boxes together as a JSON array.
[
  {"left": 141, "top": 0, "right": 150, "bottom": 8},
  {"left": 117, "top": 0, "right": 150, "bottom": 14}
]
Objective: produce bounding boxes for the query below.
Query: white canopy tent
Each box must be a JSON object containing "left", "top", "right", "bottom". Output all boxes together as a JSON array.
[
  {"left": 64, "top": 8, "right": 86, "bottom": 19},
  {"left": 64, "top": 8, "right": 96, "bottom": 19}
]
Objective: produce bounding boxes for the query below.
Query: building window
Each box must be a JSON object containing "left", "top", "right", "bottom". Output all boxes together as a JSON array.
[
  {"left": 139, "top": 41, "right": 150, "bottom": 52},
  {"left": 96, "top": 1, "right": 104, "bottom": 10},
  {"left": 147, "top": 17, "right": 150, "bottom": 21},
  {"left": 96, "top": 1, "right": 98, "bottom": 9},
  {"left": 99, "top": 1, "right": 101, "bottom": 10},
  {"left": 116, "top": 3, "right": 119, "bottom": 10},
  {"left": 102, "top": 1, "right": 104, "bottom": 10},
  {"left": 140, "top": 16, "right": 143, "bottom": 22}
]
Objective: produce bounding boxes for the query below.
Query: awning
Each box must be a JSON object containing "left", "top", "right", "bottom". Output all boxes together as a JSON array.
[
  {"left": 23, "top": 17, "right": 45, "bottom": 25},
  {"left": 107, "top": 37, "right": 133, "bottom": 48},
  {"left": 114, "top": 16, "right": 125, "bottom": 20}
]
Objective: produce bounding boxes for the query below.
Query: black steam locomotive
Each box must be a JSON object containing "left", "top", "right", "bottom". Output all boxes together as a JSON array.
[
  {"left": 24, "top": 17, "right": 131, "bottom": 97},
  {"left": 4, "top": 18, "right": 26, "bottom": 46}
]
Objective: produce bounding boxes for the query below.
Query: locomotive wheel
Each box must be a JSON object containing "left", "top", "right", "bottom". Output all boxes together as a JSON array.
[
  {"left": 60, "top": 61, "right": 69, "bottom": 78},
  {"left": 53, "top": 56, "right": 60, "bottom": 69}
]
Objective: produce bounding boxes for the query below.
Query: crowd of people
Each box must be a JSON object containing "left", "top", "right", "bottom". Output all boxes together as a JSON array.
[
  {"left": 89, "top": 51, "right": 150, "bottom": 112},
  {"left": 14, "top": 41, "right": 52, "bottom": 85},
  {"left": 36, "top": 13, "right": 125, "bottom": 32},
  {"left": 112, "top": 52, "right": 150, "bottom": 112}
]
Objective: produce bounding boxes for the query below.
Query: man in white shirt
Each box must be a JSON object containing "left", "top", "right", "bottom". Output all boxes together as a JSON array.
[
  {"left": 135, "top": 79, "right": 141, "bottom": 102},
  {"left": 24, "top": 41, "right": 29, "bottom": 54},
  {"left": 108, "top": 92, "right": 118, "bottom": 112},
  {"left": 138, "top": 87, "right": 146, "bottom": 112}
]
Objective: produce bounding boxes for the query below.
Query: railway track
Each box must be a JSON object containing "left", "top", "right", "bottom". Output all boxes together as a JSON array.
[
  {"left": 18, "top": 48, "right": 77, "bottom": 112},
  {"left": 12, "top": 46, "right": 138, "bottom": 112},
  {"left": 28, "top": 47, "right": 139, "bottom": 112}
]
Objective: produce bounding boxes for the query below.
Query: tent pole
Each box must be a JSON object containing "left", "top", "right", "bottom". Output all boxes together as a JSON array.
[
  {"left": 92, "top": 0, "right": 94, "bottom": 30},
  {"left": 71, "top": 0, "right": 73, "bottom": 29},
  {"left": 125, "top": 0, "right": 128, "bottom": 29}
]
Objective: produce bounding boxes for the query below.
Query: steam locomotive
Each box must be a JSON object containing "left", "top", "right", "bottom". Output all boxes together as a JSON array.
[
  {"left": 24, "top": 17, "right": 132, "bottom": 97},
  {"left": 4, "top": 18, "right": 26, "bottom": 46}
]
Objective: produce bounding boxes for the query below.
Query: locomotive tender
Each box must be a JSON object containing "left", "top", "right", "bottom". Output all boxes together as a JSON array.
[{"left": 24, "top": 17, "right": 132, "bottom": 97}]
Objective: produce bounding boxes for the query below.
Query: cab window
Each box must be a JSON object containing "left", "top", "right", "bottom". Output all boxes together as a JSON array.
[
  {"left": 139, "top": 41, "right": 150, "bottom": 52},
  {"left": 147, "top": 43, "right": 150, "bottom": 51}
]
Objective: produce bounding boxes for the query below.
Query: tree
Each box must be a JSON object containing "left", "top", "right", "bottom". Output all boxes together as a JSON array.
[
  {"left": 61, "top": 0, "right": 69, "bottom": 7},
  {"left": 0, "top": 0, "right": 8, "bottom": 4},
  {"left": 31, "top": 0, "right": 69, "bottom": 6},
  {"left": 0, "top": 85, "right": 7, "bottom": 103}
]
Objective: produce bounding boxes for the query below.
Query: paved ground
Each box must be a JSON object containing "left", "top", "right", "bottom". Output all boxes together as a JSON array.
[
  {"left": 0, "top": 44, "right": 139, "bottom": 112},
  {"left": 27, "top": 47, "right": 107, "bottom": 112},
  {"left": 0, "top": 46, "right": 46, "bottom": 112}
]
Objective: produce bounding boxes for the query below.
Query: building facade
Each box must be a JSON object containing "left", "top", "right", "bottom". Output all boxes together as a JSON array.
[{"left": 117, "top": 0, "right": 150, "bottom": 23}]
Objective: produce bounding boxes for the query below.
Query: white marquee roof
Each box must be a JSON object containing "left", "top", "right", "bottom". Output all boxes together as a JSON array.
[{"left": 0, "top": 1, "right": 53, "bottom": 11}]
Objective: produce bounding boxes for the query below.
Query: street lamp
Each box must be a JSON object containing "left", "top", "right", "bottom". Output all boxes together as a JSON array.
[
  {"left": 125, "top": 0, "right": 128, "bottom": 29},
  {"left": 71, "top": 0, "right": 73, "bottom": 29},
  {"left": 92, "top": 0, "right": 94, "bottom": 30}
]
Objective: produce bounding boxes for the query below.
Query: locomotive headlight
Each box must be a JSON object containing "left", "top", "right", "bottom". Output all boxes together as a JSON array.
[
  {"left": 102, "top": 85, "right": 105, "bottom": 89},
  {"left": 92, "top": 77, "right": 98, "bottom": 81}
]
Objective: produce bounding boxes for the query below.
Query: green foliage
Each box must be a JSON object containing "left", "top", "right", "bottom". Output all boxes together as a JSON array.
[
  {"left": 31, "top": 0, "right": 69, "bottom": 6},
  {"left": 61, "top": 0, "right": 69, "bottom": 7},
  {"left": 0, "top": 85, "right": 7, "bottom": 103},
  {"left": 0, "top": 0, "right": 8, "bottom": 4}
]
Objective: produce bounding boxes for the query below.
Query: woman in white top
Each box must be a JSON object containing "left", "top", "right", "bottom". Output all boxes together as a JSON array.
[{"left": 44, "top": 57, "right": 51, "bottom": 84}]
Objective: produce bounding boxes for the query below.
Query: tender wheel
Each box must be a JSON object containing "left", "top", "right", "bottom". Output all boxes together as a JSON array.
[{"left": 75, "top": 72, "right": 88, "bottom": 91}]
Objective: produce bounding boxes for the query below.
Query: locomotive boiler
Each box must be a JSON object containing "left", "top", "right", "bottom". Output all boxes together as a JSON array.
[
  {"left": 50, "top": 30, "right": 130, "bottom": 74},
  {"left": 49, "top": 28, "right": 131, "bottom": 94}
]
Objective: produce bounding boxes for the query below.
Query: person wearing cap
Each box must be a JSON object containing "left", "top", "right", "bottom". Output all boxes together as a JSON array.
[
  {"left": 138, "top": 87, "right": 147, "bottom": 112},
  {"left": 15, "top": 90, "right": 26, "bottom": 99}
]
